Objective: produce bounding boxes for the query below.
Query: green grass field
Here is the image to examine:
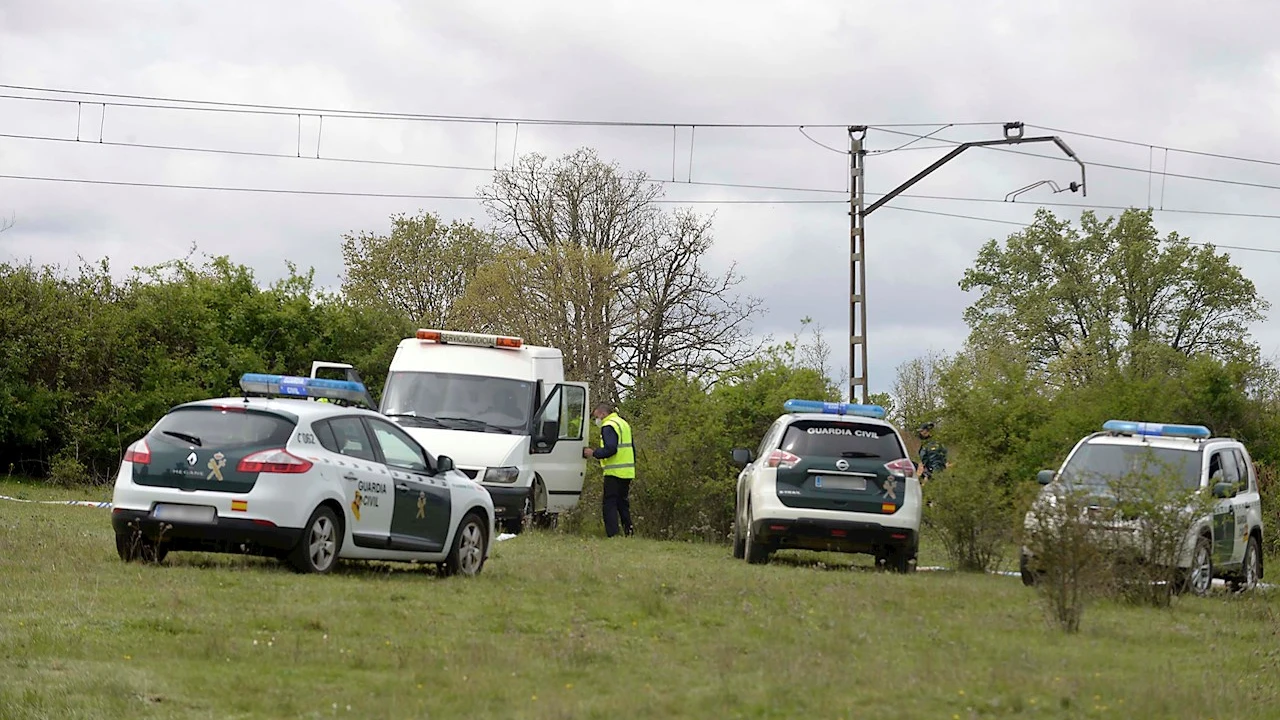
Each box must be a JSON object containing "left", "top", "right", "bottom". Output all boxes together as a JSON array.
[{"left": 2, "top": 478, "right": 1279, "bottom": 720}]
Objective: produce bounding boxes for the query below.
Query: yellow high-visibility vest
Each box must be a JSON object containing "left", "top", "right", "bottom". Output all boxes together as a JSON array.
[{"left": 599, "top": 412, "right": 635, "bottom": 480}]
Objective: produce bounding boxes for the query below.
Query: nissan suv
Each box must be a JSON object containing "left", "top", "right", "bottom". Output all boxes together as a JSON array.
[{"left": 729, "top": 399, "right": 921, "bottom": 571}]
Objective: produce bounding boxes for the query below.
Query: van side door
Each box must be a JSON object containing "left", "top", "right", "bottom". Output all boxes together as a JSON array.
[{"left": 528, "top": 382, "right": 590, "bottom": 514}]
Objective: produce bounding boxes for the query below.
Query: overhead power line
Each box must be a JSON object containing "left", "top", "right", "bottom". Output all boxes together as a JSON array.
[
  {"left": 0, "top": 172, "right": 845, "bottom": 204},
  {"left": 1026, "top": 124, "right": 1280, "bottom": 170},
  {"left": 873, "top": 127, "right": 1280, "bottom": 195},
  {"left": 0, "top": 130, "right": 850, "bottom": 196},
  {"left": 0, "top": 84, "right": 1005, "bottom": 130}
]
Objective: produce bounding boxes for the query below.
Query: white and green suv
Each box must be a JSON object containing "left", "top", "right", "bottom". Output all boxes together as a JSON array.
[
  {"left": 730, "top": 399, "right": 922, "bottom": 572},
  {"left": 1021, "top": 419, "right": 1265, "bottom": 595}
]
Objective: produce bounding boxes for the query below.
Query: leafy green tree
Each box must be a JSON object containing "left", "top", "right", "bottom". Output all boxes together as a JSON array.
[
  {"left": 960, "top": 208, "right": 1268, "bottom": 387},
  {"left": 339, "top": 211, "right": 499, "bottom": 328}
]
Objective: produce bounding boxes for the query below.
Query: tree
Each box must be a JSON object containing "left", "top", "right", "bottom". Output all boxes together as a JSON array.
[
  {"left": 959, "top": 208, "right": 1268, "bottom": 387},
  {"left": 339, "top": 211, "right": 499, "bottom": 327},
  {"left": 478, "top": 147, "right": 760, "bottom": 400},
  {"left": 891, "top": 349, "right": 948, "bottom": 431}
]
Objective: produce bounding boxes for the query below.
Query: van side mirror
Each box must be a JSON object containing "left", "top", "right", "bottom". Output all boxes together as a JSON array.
[
  {"left": 731, "top": 448, "right": 754, "bottom": 467},
  {"left": 436, "top": 455, "right": 455, "bottom": 474},
  {"left": 1036, "top": 469, "right": 1055, "bottom": 485},
  {"left": 1212, "top": 481, "right": 1236, "bottom": 499}
]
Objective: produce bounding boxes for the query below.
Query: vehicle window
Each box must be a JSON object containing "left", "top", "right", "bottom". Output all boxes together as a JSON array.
[
  {"left": 327, "top": 417, "right": 376, "bottom": 462},
  {"left": 1234, "top": 449, "right": 1255, "bottom": 492},
  {"left": 558, "top": 385, "right": 586, "bottom": 440},
  {"left": 779, "top": 420, "right": 905, "bottom": 460},
  {"left": 757, "top": 422, "right": 779, "bottom": 458},
  {"left": 380, "top": 371, "right": 535, "bottom": 434},
  {"left": 313, "top": 421, "right": 339, "bottom": 453},
  {"left": 367, "top": 419, "right": 431, "bottom": 473},
  {"left": 1061, "top": 443, "right": 1203, "bottom": 491},
  {"left": 1220, "top": 450, "right": 1242, "bottom": 487},
  {"left": 150, "top": 407, "right": 295, "bottom": 449}
]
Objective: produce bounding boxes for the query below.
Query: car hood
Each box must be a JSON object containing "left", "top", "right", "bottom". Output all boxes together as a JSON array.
[{"left": 397, "top": 426, "right": 525, "bottom": 470}]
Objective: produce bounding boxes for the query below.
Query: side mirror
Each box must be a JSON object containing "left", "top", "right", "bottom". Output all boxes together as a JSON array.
[
  {"left": 1212, "top": 481, "right": 1236, "bottom": 499},
  {"left": 731, "top": 448, "right": 754, "bottom": 467},
  {"left": 436, "top": 455, "right": 455, "bottom": 474},
  {"left": 1036, "top": 469, "right": 1055, "bottom": 485}
]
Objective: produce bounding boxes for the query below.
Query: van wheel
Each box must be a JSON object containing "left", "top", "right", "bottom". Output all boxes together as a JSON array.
[{"left": 288, "top": 506, "right": 341, "bottom": 574}]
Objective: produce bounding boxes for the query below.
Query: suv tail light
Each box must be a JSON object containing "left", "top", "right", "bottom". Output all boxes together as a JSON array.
[
  {"left": 238, "top": 449, "right": 313, "bottom": 474},
  {"left": 123, "top": 439, "right": 151, "bottom": 465},
  {"left": 765, "top": 449, "right": 802, "bottom": 470},
  {"left": 885, "top": 458, "right": 916, "bottom": 478}
]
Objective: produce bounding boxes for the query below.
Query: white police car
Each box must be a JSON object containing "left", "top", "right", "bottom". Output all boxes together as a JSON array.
[
  {"left": 730, "top": 399, "right": 922, "bottom": 571},
  {"left": 1021, "top": 419, "right": 1266, "bottom": 595},
  {"left": 110, "top": 373, "right": 496, "bottom": 576}
]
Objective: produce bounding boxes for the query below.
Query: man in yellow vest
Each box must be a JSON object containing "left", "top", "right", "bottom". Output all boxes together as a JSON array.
[{"left": 582, "top": 401, "right": 635, "bottom": 537}]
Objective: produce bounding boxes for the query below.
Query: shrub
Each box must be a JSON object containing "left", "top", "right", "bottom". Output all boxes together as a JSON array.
[
  {"left": 1021, "top": 486, "right": 1115, "bottom": 633},
  {"left": 921, "top": 462, "right": 1018, "bottom": 573}
]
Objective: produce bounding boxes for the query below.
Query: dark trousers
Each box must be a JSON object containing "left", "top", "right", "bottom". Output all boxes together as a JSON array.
[{"left": 602, "top": 475, "right": 634, "bottom": 537}]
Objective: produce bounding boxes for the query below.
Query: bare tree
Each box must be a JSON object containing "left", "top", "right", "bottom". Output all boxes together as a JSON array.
[
  {"left": 0, "top": 213, "right": 14, "bottom": 234},
  {"left": 891, "top": 350, "right": 949, "bottom": 430},
  {"left": 479, "top": 148, "right": 760, "bottom": 401}
]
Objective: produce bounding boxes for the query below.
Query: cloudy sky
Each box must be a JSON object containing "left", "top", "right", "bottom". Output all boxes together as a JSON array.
[{"left": 3, "top": 0, "right": 1280, "bottom": 399}]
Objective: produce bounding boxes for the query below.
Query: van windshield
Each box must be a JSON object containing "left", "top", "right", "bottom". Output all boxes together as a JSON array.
[{"left": 380, "top": 371, "right": 535, "bottom": 435}]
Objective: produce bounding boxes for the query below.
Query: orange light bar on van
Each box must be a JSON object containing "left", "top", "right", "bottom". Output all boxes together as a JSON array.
[{"left": 415, "top": 329, "right": 524, "bottom": 349}]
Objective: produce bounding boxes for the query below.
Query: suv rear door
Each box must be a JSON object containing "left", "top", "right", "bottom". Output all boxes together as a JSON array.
[
  {"left": 773, "top": 419, "right": 911, "bottom": 514},
  {"left": 132, "top": 405, "right": 297, "bottom": 494}
]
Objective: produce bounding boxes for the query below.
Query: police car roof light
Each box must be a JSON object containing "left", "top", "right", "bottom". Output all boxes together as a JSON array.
[
  {"left": 239, "top": 373, "right": 371, "bottom": 406},
  {"left": 416, "top": 328, "right": 523, "bottom": 349},
  {"left": 1102, "top": 419, "right": 1211, "bottom": 439},
  {"left": 783, "top": 398, "right": 886, "bottom": 419}
]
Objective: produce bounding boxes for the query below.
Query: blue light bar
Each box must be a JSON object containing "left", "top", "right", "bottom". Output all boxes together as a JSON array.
[
  {"left": 1102, "top": 419, "right": 1210, "bottom": 439},
  {"left": 240, "top": 373, "right": 372, "bottom": 407},
  {"left": 783, "top": 398, "right": 886, "bottom": 419}
]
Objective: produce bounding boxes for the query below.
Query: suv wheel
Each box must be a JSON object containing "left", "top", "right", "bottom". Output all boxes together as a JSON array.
[
  {"left": 1231, "top": 535, "right": 1262, "bottom": 593},
  {"left": 1185, "top": 535, "right": 1213, "bottom": 597},
  {"left": 744, "top": 503, "right": 770, "bottom": 565},
  {"left": 731, "top": 502, "right": 746, "bottom": 559}
]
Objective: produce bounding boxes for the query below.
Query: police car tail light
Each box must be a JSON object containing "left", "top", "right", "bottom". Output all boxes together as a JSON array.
[
  {"left": 765, "top": 449, "right": 801, "bottom": 469},
  {"left": 237, "top": 449, "right": 313, "bottom": 474},
  {"left": 885, "top": 458, "right": 916, "bottom": 478},
  {"left": 415, "top": 328, "right": 524, "bottom": 349},
  {"left": 123, "top": 439, "right": 151, "bottom": 465}
]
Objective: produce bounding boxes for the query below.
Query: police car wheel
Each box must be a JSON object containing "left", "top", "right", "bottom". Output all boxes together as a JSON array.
[
  {"left": 732, "top": 515, "right": 746, "bottom": 560},
  {"left": 443, "top": 511, "right": 488, "bottom": 577},
  {"left": 1232, "top": 536, "right": 1261, "bottom": 593},
  {"left": 1184, "top": 535, "right": 1213, "bottom": 597},
  {"left": 744, "top": 504, "right": 770, "bottom": 565},
  {"left": 288, "top": 506, "right": 341, "bottom": 574}
]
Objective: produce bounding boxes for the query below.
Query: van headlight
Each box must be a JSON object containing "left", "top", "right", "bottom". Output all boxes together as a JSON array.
[{"left": 483, "top": 466, "right": 519, "bottom": 483}]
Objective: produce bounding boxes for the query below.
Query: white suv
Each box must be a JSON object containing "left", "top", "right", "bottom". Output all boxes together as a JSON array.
[
  {"left": 730, "top": 399, "right": 922, "bottom": 571},
  {"left": 1020, "top": 419, "right": 1266, "bottom": 595}
]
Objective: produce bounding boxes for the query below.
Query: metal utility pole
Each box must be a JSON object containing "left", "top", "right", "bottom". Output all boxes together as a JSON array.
[{"left": 844, "top": 121, "right": 1087, "bottom": 404}]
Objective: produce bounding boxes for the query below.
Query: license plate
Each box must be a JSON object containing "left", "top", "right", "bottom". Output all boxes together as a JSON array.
[
  {"left": 813, "top": 475, "right": 867, "bottom": 491},
  {"left": 152, "top": 503, "right": 216, "bottom": 524}
]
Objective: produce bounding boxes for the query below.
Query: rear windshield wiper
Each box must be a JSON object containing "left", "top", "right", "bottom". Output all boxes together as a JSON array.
[
  {"left": 162, "top": 430, "right": 203, "bottom": 447},
  {"left": 431, "top": 416, "right": 514, "bottom": 434},
  {"left": 840, "top": 451, "right": 877, "bottom": 458}
]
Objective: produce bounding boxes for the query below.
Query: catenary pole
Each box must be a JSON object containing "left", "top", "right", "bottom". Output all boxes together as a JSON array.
[{"left": 845, "top": 121, "right": 1087, "bottom": 405}]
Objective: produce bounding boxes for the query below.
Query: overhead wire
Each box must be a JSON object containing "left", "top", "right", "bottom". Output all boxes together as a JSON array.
[{"left": 0, "top": 85, "right": 1007, "bottom": 130}]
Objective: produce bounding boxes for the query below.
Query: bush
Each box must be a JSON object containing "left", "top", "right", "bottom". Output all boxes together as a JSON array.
[
  {"left": 921, "top": 462, "right": 1018, "bottom": 573},
  {"left": 1258, "top": 462, "right": 1279, "bottom": 559},
  {"left": 1021, "top": 486, "right": 1115, "bottom": 633}
]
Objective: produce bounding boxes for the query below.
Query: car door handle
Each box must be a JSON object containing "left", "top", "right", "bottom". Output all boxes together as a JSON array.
[
  {"left": 395, "top": 483, "right": 410, "bottom": 492},
  {"left": 342, "top": 473, "right": 358, "bottom": 481}
]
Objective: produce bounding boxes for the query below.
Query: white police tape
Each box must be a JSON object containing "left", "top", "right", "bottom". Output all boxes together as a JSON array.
[{"left": 0, "top": 494, "right": 113, "bottom": 509}]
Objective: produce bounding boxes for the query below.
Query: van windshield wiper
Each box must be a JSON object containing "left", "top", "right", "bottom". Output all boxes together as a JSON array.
[
  {"left": 431, "top": 416, "right": 514, "bottom": 434},
  {"left": 385, "top": 414, "right": 449, "bottom": 429},
  {"left": 162, "top": 430, "right": 202, "bottom": 446}
]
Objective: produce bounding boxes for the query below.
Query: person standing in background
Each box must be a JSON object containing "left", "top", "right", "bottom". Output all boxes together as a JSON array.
[{"left": 582, "top": 402, "right": 635, "bottom": 537}]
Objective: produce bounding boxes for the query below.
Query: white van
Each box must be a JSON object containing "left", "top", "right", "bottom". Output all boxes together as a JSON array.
[{"left": 371, "top": 329, "right": 591, "bottom": 533}]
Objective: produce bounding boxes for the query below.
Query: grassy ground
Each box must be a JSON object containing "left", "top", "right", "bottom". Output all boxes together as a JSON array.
[{"left": 2, "top": 478, "right": 1279, "bottom": 719}]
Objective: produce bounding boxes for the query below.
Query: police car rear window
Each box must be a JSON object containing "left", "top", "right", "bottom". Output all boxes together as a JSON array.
[
  {"left": 779, "top": 420, "right": 905, "bottom": 460},
  {"left": 150, "top": 407, "right": 296, "bottom": 450}
]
